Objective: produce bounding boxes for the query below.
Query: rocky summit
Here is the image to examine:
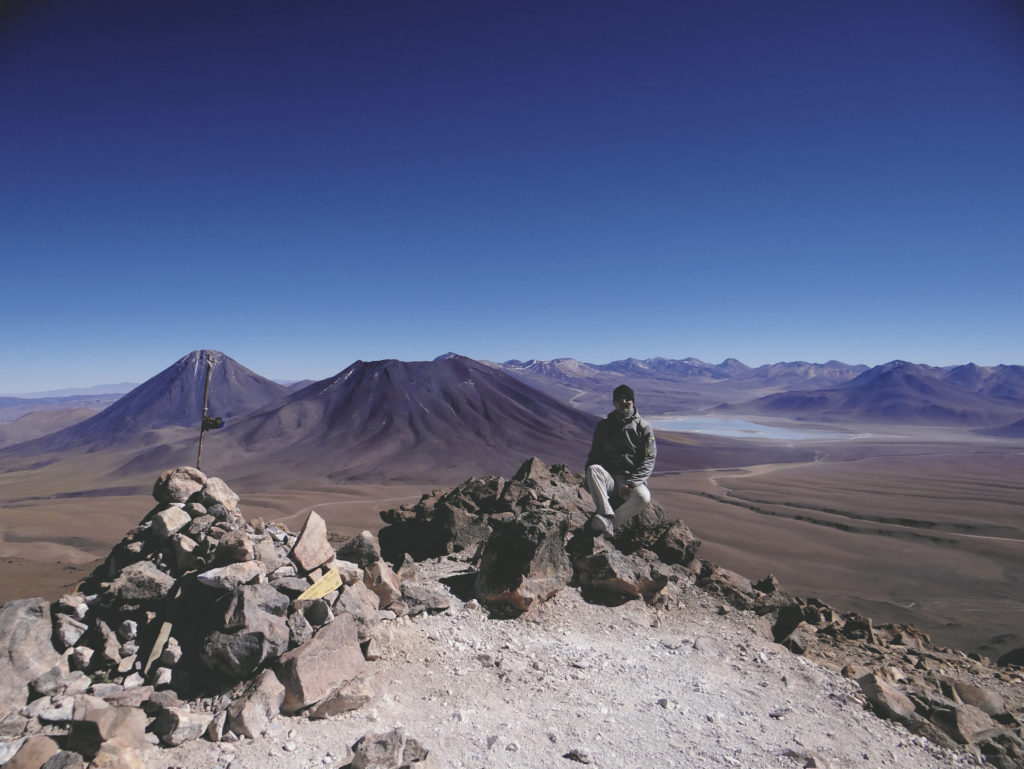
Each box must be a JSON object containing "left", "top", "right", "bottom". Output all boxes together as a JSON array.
[{"left": 0, "top": 460, "right": 1022, "bottom": 768}]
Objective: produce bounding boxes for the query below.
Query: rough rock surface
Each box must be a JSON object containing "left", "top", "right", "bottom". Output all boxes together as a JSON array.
[
  {"left": 1, "top": 459, "right": 1021, "bottom": 769},
  {"left": 160, "top": 553, "right": 1004, "bottom": 769}
]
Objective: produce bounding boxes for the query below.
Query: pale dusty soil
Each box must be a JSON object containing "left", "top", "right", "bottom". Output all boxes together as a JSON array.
[{"left": 156, "top": 555, "right": 973, "bottom": 769}]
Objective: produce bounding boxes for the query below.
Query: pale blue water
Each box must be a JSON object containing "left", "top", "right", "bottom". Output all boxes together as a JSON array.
[{"left": 648, "top": 416, "right": 853, "bottom": 441}]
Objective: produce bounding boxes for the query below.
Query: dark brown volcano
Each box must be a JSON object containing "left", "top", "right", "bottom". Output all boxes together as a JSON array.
[{"left": 219, "top": 355, "right": 602, "bottom": 484}]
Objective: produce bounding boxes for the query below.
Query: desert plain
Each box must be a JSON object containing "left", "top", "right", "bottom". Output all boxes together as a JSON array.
[{"left": 1, "top": 418, "right": 1021, "bottom": 660}]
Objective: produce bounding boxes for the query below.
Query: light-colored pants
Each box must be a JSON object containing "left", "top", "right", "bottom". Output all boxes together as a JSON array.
[{"left": 585, "top": 464, "right": 651, "bottom": 528}]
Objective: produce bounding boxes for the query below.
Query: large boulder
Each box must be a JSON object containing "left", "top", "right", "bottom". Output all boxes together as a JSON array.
[
  {"left": 104, "top": 561, "right": 176, "bottom": 604},
  {"left": 570, "top": 536, "right": 669, "bottom": 604},
  {"left": 276, "top": 614, "right": 367, "bottom": 714},
  {"left": 858, "top": 673, "right": 916, "bottom": 722},
  {"left": 191, "top": 477, "right": 240, "bottom": 513},
  {"left": 66, "top": 702, "right": 148, "bottom": 760},
  {"left": 0, "top": 598, "right": 63, "bottom": 719},
  {"left": 336, "top": 531, "right": 383, "bottom": 568},
  {"left": 289, "top": 511, "right": 335, "bottom": 573},
  {"left": 226, "top": 668, "right": 286, "bottom": 738},
  {"left": 153, "top": 467, "right": 207, "bottom": 505},
  {"left": 613, "top": 503, "right": 701, "bottom": 565},
  {"left": 4, "top": 735, "right": 60, "bottom": 769},
  {"left": 474, "top": 510, "right": 572, "bottom": 615},
  {"left": 198, "top": 607, "right": 289, "bottom": 680}
]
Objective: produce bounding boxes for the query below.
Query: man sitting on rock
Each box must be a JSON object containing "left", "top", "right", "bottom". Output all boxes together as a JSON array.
[{"left": 584, "top": 384, "right": 656, "bottom": 536}]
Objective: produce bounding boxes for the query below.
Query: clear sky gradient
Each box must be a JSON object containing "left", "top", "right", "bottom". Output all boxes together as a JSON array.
[{"left": 3, "top": 0, "right": 1023, "bottom": 393}]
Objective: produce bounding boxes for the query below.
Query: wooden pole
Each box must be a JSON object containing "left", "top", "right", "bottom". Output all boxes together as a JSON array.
[{"left": 196, "top": 356, "right": 213, "bottom": 469}]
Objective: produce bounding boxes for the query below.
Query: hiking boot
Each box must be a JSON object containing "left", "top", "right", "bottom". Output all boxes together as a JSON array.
[{"left": 588, "top": 514, "right": 614, "bottom": 536}]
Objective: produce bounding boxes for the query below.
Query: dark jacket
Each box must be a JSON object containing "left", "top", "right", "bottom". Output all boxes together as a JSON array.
[{"left": 586, "top": 407, "right": 656, "bottom": 485}]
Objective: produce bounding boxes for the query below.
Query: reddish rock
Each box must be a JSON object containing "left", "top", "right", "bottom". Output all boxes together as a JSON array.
[
  {"left": 363, "top": 562, "right": 402, "bottom": 609},
  {"left": 67, "top": 703, "right": 148, "bottom": 760},
  {"left": 572, "top": 539, "right": 668, "bottom": 604},
  {"left": 290, "top": 512, "right": 335, "bottom": 573},
  {"left": 276, "top": 614, "right": 367, "bottom": 714},
  {"left": 5, "top": 735, "right": 60, "bottom": 769},
  {"left": 858, "top": 673, "right": 916, "bottom": 722},
  {"left": 474, "top": 512, "right": 572, "bottom": 614},
  {"left": 305, "top": 675, "right": 375, "bottom": 719},
  {"left": 214, "top": 530, "right": 256, "bottom": 564},
  {"left": 930, "top": 703, "right": 998, "bottom": 744},
  {"left": 226, "top": 669, "right": 285, "bottom": 738}
]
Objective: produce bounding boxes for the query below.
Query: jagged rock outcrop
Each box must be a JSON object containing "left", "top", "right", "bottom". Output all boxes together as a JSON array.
[
  {"left": 474, "top": 509, "right": 573, "bottom": 614},
  {"left": 379, "top": 457, "right": 592, "bottom": 564}
]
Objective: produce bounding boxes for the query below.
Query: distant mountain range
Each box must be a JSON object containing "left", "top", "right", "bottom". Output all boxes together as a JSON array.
[
  {"left": 491, "top": 357, "right": 871, "bottom": 414},
  {"left": 1, "top": 351, "right": 1021, "bottom": 489},
  {"left": 716, "top": 361, "right": 1024, "bottom": 426},
  {"left": 489, "top": 356, "right": 1024, "bottom": 428}
]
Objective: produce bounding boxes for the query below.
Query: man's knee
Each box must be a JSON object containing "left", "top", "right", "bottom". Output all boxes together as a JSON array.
[
  {"left": 632, "top": 483, "right": 651, "bottom": 504},
  {"left": 586, "top": 464, "right": 611, "bottom": 492}
]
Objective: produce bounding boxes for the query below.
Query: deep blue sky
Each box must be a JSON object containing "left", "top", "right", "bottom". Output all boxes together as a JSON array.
[{"left": 3, "top": 0, "right": 1023, "bottom": 393}]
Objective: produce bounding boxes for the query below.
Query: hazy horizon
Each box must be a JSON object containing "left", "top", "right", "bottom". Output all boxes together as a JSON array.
[{"left": 3, "top": 1, "right": 1022, "bottom": 393}]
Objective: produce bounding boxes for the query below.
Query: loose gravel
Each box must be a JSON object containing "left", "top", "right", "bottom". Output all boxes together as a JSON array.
[{"left": 158, "top": 556, "right": 976, "bottom": 769}]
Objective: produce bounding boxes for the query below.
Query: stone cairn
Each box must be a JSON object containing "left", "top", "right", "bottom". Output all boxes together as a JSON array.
[
  {"left": 0, "top": 466, "right": 449, "bottom": 768},
  {"left": 0, "top": 457, "right": 1022, "bottom": 768}
]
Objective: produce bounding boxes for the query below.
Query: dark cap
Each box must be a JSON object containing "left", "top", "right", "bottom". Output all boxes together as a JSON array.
[{"left": 613, "top": 384, "right": 635, "bottom": 403}]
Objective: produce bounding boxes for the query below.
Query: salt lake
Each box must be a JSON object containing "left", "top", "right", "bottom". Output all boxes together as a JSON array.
[{"left": 648, "top": 415, "right": 854, "bottom": 441}]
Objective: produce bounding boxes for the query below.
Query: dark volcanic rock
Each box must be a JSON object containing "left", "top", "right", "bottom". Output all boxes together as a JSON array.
[
  {"left": 474, "top": 510, "right": 573, "bottom": 615},
  {"left": 379, "top": 457, "right": 593, "bottom": 565},
  {"left": 613, "top": 503, "right": 701, "bottom": 565},
  {"left": 570, "top": 535, "right": 670, "bottom": 604},
  {"left": 199, "top": 609, "right": 289, "bottom": 681},
  {"left": 336, "top": 530, "right": 383, "bottom": 569}
]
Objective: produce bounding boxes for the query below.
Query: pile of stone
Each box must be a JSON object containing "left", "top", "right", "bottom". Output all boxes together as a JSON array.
[
  {"left": 380, "top": 456, "right": 701, "bottom": 614},
  {"left": 0, "top": 466, "right": 448, "bottom": 768}
]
